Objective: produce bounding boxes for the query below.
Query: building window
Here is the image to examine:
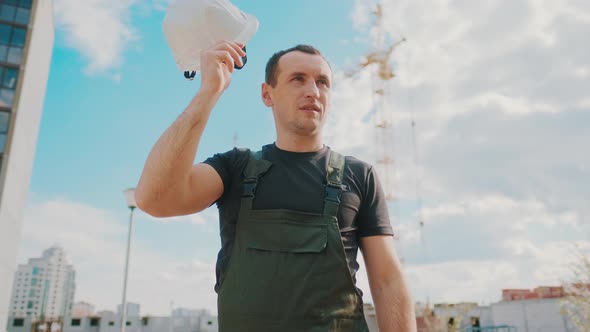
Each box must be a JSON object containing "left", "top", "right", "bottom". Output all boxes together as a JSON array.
[
  {"left": 471, "top": 317, "right": 481, "bottom": 329},
  {"left": 108, "top": 321, "right": 114, "bottom": 326},
  {"left": 0, "top": 133, "right": 7, "bottom": 153},
  {"left": 0, "top": 5, "right": 16, "bottom": 22},
  {"left": 14, "top": 8, "right": 29, "bottom": 25},
  {"left": 0, "top": 24, "right": 10, "bottom": 42},
  {"left": 0, "top": 106, "right": 9, "bottom": 130},
  {"left": 90, "top": 318, "right": 99, "bottom": 326},
  {"left": 13, "top": 318, "right": 24, "bottom": 327},
  {"left": 0, "top": 2, "right": 28, "bottom": 24},
  {"left": 6, "top": 45, "right": 21, "bottom": 63},
  {"left": 0, "top": 88, "right": 13, "bottom": 107},
  {"left": 10, "top": 26, "right": 24, "bottom": 46},
  {"left": 0, "top": 23, "right": 25, "bottom": 65},
  {"left": 71, "top": 319, "right": 81, "bottom": 326},
  {"left": 19, "top": 0, "right": 32, "bottom": 9}
]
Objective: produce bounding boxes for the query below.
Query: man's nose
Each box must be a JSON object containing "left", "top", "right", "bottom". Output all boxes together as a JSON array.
[{"left": 304, "top": 81, "right": 320, "bottom": 99}]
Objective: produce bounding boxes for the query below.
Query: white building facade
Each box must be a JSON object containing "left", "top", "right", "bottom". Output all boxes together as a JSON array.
[
  {"left": 116, "top": 303, "right": 140, "bottom": 319},
  {"left": 490, "top": 298, "right": 577, "bottom": 332},
  {"left": 0, "top": 0, "right": 55, "bottom": 329},
  {"left": 429, "top": 298, "right": 579, "bottom": 332},
  {"left": 72, "top": 302, "right": 95, "bottom": 318},
  {"left": 6, "top": 310, "right": 218, "bottom": 332},
  {"left": 7, "top": 246, "right": 75, "bottom": 322}
]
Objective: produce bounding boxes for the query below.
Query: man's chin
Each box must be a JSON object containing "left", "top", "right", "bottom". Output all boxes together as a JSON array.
[{"left": 292, "top": 124, "right": 323, "bottom": 136}]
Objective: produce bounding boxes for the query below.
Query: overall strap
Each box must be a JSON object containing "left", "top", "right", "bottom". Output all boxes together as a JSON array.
[
  {"left": 241, "top": 150, "right": 272, "bottom": 211},
  {"left": 323, "top": 150, "right": 346, "bottom": 218}
]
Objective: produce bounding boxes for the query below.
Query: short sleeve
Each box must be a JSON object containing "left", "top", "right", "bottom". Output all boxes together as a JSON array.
[
  {"left": 202, "top": 147, "right": 249, "bottom": 205},
  {"left": 357, "top": 166, "right": 394, "bottom": 237}
]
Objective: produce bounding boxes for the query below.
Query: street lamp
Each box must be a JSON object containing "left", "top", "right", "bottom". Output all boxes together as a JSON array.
[{"left": 121, "top": 188, "right": 137, "bottom": 332}]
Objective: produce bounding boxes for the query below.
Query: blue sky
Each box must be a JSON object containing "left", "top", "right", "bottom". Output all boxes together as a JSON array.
[
  {"left": 33, "top": 0, "right": 365, "bottom": 211},
  {"left": 17, "top": 0, "right": 590, "bottom": 316}
]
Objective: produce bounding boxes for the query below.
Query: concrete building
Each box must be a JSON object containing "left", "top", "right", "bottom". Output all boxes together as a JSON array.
[
  {"left": 116, "top": 303, "right": 140, "bottom": 319},
  {"left": 7, "top": 246, "right": 75, "bottom": 323},
  {"left": 6, "top": 310, "right": 218, "bottom": 332},
  {"left": 0, "top": 0, "right": 55, "bottom": 329},
  {"left": 171, "top": 307, "right": 206, "bottom": 318},
  {"left": 490, "top": 298, "right": 576, "bottom": 332},
  {"left": 432, "top": 302, "right": 494, "bottom": 330},
  {"left": 72, "top": 302, "right": 95, "bottom": 318},
  {"left": 503, "top": 286, "right": 565, "bottom": 301},
  {"left": 421, "top": 286, "right": 580, "bottom": 332}
]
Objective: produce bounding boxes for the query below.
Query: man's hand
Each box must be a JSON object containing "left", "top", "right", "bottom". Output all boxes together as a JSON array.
[{"left": 199, "top": 40, "right": 246, "bottom": 95}]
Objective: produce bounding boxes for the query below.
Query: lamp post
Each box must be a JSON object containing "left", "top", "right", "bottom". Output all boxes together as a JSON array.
[{"left": 121, "top": 188, "right": 137, "bottom": 332}]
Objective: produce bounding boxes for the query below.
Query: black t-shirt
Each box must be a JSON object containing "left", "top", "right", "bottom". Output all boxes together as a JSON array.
[{"left": 204, "top": 143, "right": 393, "bottom": 292}]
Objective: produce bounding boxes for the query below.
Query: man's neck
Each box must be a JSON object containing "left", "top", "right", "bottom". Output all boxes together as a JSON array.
[{"left": 274, "top": 135, "right": 324, "bottom": 153}]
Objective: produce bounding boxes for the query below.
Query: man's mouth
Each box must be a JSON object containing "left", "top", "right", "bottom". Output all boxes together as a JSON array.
[{"left": 299, "top": 105, "right": 321, "bottom": 112}]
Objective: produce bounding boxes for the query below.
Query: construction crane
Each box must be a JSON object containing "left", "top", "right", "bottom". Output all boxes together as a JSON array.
[
  {"left": 345, "top": 3, "right": 405, "bottom": 202},
  {"left": 344, "top": 2, "right": 431, "bottom": 268},
  {"left": 355, "top": 38, "right": 406, "bottom": 82}
]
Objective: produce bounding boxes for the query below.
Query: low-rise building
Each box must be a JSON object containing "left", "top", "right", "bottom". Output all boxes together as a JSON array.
[{"left": 7, "top": 309, "right": 218, "bottom": 332}]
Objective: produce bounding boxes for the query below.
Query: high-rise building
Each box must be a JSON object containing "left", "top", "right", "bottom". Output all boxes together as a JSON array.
[
  {"left": 0, "top": 0, "right": 54, "bottom": 329},
  {"left": 7, "top": 246, "right": 75, "bottom": 321}
]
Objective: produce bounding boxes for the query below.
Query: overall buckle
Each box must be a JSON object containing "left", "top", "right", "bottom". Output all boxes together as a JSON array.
[
  {"left": 242, "top": 177, "right": 258, "bottom": 197},
  {"left": 325, "top": 183, "right": 344, "bottom": 203}
]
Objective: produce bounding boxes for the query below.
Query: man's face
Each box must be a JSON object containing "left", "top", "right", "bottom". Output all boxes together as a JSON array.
[{"left": 262, "top": 51, "right": 332, "bottom": 137}]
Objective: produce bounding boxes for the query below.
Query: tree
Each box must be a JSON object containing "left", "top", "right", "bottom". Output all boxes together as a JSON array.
[{"left": 561, "top": 246, "right": 590, "bottom": 332}]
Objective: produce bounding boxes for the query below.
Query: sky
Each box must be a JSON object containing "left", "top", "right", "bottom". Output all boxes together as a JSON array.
[{"left": 14, "top": 0, "right": 590, "bottom": 317}]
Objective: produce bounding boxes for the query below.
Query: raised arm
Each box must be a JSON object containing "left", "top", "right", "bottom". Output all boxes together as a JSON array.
[{"left": 135, "top": 41, "right": 246, "bottom": 217}]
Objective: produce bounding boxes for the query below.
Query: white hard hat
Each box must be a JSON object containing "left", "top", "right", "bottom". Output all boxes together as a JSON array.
[{"left": 163, "top": 0, "right": 259, "bottom": 79}]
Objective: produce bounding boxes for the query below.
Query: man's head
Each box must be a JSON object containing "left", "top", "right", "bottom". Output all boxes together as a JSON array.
[{"left": 261, "top": 45, "right": 333, "bottom": 138}]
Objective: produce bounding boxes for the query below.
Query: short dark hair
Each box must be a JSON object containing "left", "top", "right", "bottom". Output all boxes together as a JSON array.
[{"left": 265, "top": 44, "right": 329, "bottom": 87}]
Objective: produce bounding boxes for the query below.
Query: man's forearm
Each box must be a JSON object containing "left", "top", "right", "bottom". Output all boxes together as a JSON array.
[
  {"left": 371, "top": 276, "right": 417, "bottom": 332},
  {"left": 135, "top": 89, "right": 221, "bottom": 208}
]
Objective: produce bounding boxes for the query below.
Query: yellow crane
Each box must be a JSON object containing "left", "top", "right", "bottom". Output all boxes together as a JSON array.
[{"left": 345, "top": 3, "right": 426, "bottom": 268}]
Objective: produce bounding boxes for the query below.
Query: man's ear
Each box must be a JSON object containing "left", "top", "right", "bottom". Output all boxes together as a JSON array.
[{"left": 261, "top": 82, "right": 273, "bottom": 107}]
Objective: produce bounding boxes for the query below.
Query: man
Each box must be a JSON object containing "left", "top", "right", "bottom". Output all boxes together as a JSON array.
[{"left": 135, "top": 41, "right": 416, "bottom": 332}]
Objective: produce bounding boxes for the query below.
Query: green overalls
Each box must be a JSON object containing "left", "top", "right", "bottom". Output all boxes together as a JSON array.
[{"left": 218, "top": 150, "right": 370, "bottom": 332}]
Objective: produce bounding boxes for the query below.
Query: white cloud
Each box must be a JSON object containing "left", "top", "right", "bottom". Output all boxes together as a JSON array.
[
  {"left": 350, "top": 0, "right": 372, "bottom": 31},
  {"left": 151, "top": 0, "right": 174, "bottom": 12},
  {"left": 141, "top": 205, "right": 218, "bottom": 225},
  {"left": 465, "top": 93, "right": 558, "bottom": 116},
  {"left": 347, "top": 0, "right": 590, "bottom": 124},
  {"left": 325, "top": 70, "right": 376, "bottom": 159},
  {"left": 402, "top": 240, "right": 590, "bottom": 305},
  {"left": 327, "top": 1, "right": 590, "bottom": 308},
  {"left": 340, "top": 0, "right": 590, "bottom": 207},
  {"left": 52, "top": 0, "right": 140, "bottom": 74}
]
